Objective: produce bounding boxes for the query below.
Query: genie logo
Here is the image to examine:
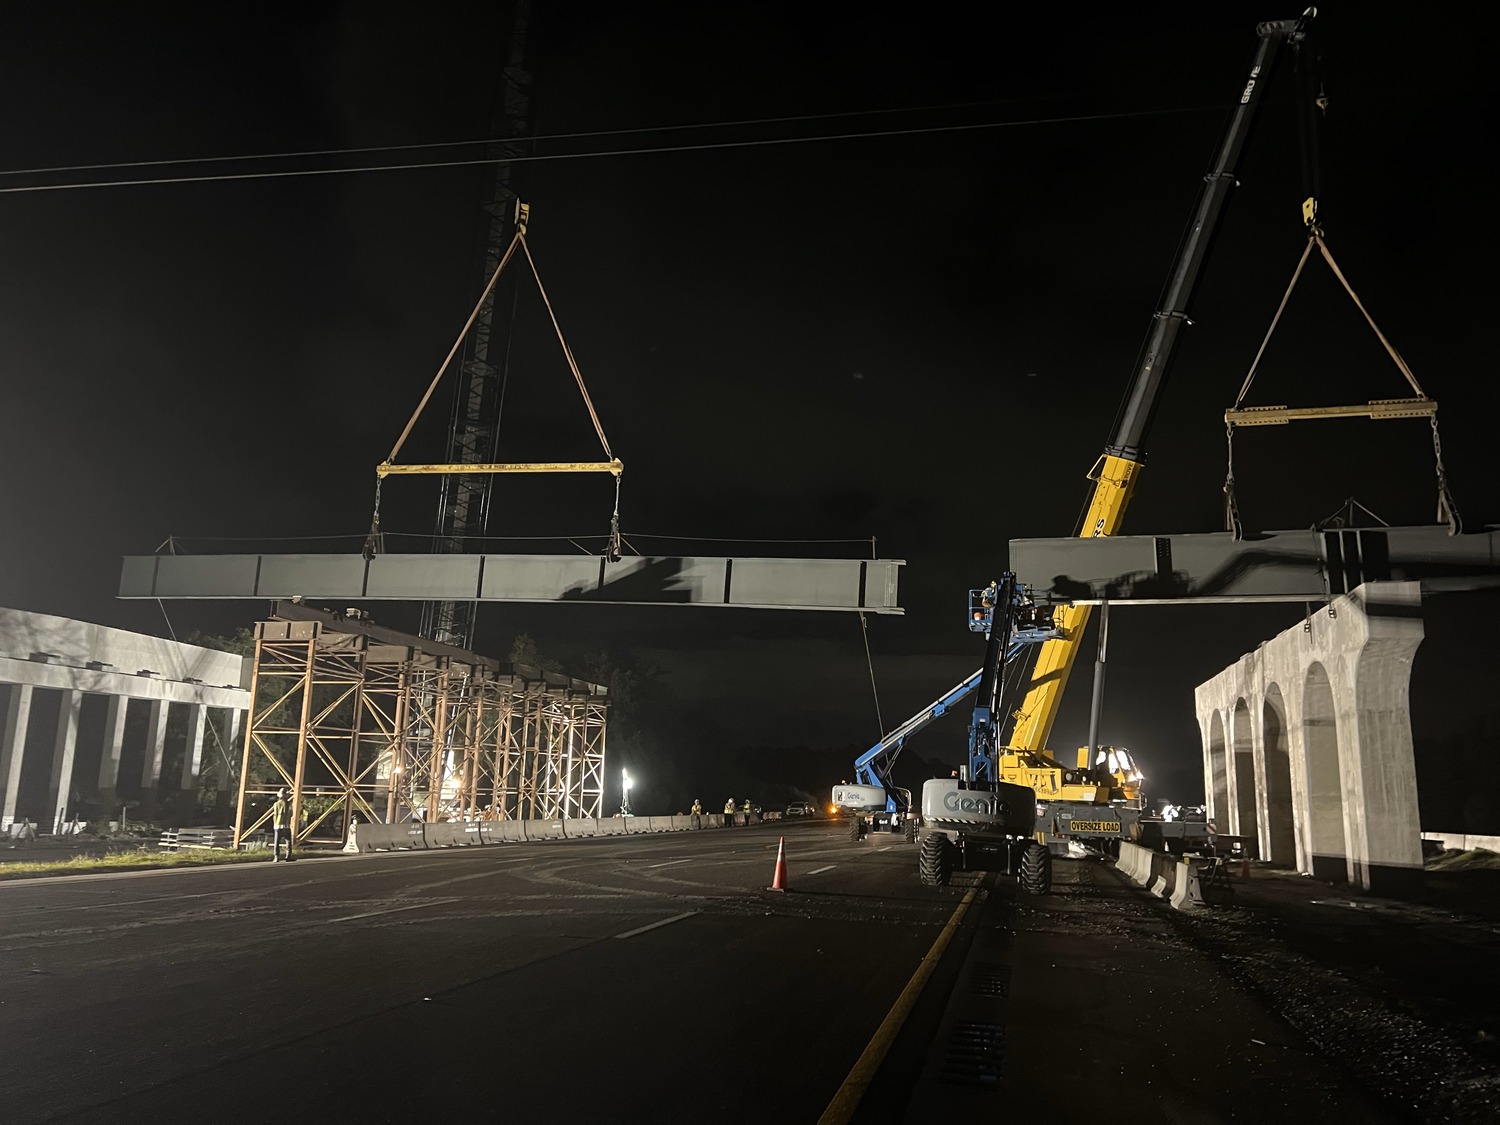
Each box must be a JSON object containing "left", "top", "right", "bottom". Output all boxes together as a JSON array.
[{"left": 943, "top": 791, "right": 1008, "bottom": 816}]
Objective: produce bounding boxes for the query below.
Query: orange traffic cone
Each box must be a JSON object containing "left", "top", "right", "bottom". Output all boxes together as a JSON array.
[
  {"left": 1240, "top": 858, "right": 1251, "bottom": 879},
  {"left": 771, "top": 836, "right": 789, "bottom": 891}
]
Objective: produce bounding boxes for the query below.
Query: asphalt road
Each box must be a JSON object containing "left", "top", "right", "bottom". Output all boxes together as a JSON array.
[
  {"left": 0, "top": 820, "right": 967, "bottom": 1123},
  {"left": 3, "top": 822, "right": 1497, "bottom": 1124}
]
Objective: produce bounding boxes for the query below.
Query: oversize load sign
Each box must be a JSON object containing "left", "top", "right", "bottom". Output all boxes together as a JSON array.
[{"left": 1068, "top": 820, "right": 1122, "bottom": 835}]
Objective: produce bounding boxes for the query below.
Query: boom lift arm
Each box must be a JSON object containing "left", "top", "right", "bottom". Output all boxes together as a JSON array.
[
  {"left": 852, "top": 669, "right": 982, "bottom": 807},
  {"left": 1005, "top": 10, "right": 1320, "bottom": 757}
]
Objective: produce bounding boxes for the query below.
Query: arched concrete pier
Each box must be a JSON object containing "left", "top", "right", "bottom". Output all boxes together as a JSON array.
[{"left": 1194, "top": 582, "right": 1424, "bottom": 893}]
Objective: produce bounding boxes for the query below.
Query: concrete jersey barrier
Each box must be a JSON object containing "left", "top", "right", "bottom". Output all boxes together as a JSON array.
[{"left": 348, "top": 808, "right": 741, "bottom": 853}]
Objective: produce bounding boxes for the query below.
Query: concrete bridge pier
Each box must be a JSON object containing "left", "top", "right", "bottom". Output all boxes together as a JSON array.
[
  {"left": 96, "top": 694, "right": 129, "bottom": 811},
  {"left": 1195, "top": 582, "right": 1425, "bottom": 894}
]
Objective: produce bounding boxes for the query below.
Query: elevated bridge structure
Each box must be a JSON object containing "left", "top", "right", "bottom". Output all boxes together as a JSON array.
[
  {"left": 118, "top": 551, "right": 905, "bottom": 850},
  {"left": 0, "top": 608, "right": 247, "bottom": 833},
  {"left": 1006, "top": 523, "right": 1497, "bottom": 894}
]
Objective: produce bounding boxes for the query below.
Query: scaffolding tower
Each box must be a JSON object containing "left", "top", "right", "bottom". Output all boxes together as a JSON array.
[{"left": 233, "top": 601, "right": 606, "bottom": 850}]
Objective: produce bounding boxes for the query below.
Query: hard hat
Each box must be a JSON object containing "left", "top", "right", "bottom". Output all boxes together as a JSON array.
[{"left": 277, "top": 787, "right": 287, "bottom": 797}]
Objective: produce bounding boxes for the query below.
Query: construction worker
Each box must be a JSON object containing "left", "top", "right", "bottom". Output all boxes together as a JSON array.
[
  {"left": 271, "top": 788, "right": 292, "bottom": 862},
  {"left": 724, "top": 797, "right": 736, "bottom": 826},
  {"left": 742, "top": 798, "right": 756, "bottom": 825},
  {"left": 690, "top": 798, "right": 702, "bottom": 829}
]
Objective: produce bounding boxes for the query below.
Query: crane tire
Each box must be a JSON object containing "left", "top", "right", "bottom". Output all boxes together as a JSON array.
[
  {"left": 919, "top": 833, "right": 952, "bottom": 886},
  {"left": 1020, "top": 841, "right": 1052, "bottom": 896}
]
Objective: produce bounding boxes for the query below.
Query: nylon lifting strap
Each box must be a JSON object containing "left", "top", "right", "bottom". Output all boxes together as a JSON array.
[
  {"left": 1223, "top": 230, "right": 1461, "bottom": 539},
  {"left": 366, "top": 219, "right": 623, "bottom": 561}
]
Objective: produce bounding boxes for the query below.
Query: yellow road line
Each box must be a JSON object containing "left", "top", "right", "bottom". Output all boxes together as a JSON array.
[{"left": 818, "top": 884, "right": 980, "bottom": 1124}]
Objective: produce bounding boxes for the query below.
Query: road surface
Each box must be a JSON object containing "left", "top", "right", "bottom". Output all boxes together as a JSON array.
[{"left": 2, "top": 820, "right": 1495, "bottom": 1123}]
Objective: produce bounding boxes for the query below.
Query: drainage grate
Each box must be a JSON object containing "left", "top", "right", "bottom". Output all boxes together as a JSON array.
[
  {"left": 937, "top": 1021, "right": 1005, "bottom": 1085},
  {"left": 969, "top": 964, "right": 1011, "bottom": 997}
]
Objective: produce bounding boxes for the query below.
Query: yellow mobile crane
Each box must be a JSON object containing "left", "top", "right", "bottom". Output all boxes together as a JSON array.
[{"left": 914, "top": 10, "right": 1323, "bottom": 883}]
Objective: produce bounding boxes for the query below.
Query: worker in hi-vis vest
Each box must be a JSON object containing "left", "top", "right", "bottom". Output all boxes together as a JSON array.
[{"left": 271, "top": 788, "right": 293, "bottom": 862}]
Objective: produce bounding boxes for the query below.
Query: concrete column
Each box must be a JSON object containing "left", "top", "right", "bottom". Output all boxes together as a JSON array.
[
  {"left": 2, "top": 684, "right": 35, "bottom": 829},
  {"left": 1340, "top": 586, "right": 1425, "bottom": 894},
  {"left": 98, "top": 694, "right": 129, "bottom": 808},
  {"left": 142, "top": 699, "right": 170, "bottom": 791},
  {"left": 181, "top": 703, "right": 207, "bottom": 790},
  {"left": 48, "top": 689, "right": 83, "bottom": 833},
  {"left": 223, "top": 708, "right": 245, "bottom": 800}
]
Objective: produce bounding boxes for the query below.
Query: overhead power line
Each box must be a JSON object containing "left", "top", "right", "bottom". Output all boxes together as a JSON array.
[
  {"left": 0, "top": 97, "right": 1072, "bottom": 180},
  {"left": 0, "top": 104, "right": 1219, "bottom": 196}
]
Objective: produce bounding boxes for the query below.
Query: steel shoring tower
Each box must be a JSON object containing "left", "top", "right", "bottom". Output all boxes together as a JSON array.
[
  {"left": 232, "top": 605, "right": 608, "bottom": 849},
  {"left": 232, "top": 621, "right": 387, "bottom": 850},
  {"left": 421, "top": 0, "right": 537, "bottom": 651}
]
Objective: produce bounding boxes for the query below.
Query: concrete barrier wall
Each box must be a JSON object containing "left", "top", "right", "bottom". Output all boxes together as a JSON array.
[
  {"left": 1118, "top": 842, "right": 1152, "bottom": 885},
  {"left": 1120, "top": 845, "right": 1229, "bottom": 912},
  {"left": 1119, "top": 841, "right": 1186, "bottom": 896},
  {"left": 352, "top": 811, "right": 737, "bottom": 853},
  {"left": 1170, "top": 860, "right": 1202, "bottom": 911},
  {"left": 353, "top": 823, "right": 428, "bottom": 851}
]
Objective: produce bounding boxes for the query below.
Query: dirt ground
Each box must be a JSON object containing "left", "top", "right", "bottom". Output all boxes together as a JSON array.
[{"left": 1164, "top": 853, "right": 1500, "bottom": 1122}]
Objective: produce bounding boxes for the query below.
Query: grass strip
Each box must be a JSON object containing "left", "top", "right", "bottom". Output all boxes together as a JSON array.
[{"left": 0, "top": 848, "right": 268, "bottom": 881}]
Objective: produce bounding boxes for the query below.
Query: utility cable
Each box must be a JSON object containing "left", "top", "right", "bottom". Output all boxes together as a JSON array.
[
  {"left": 858, "top": 538, "right": 885, "bottom": 739},
  {"left": 0, "top": 105, "right": 1226, "bottom": 196},
  {"left": 0, "top": 95, "right": 1079, "bottom": 180},
  {"left": 622, "top": 532, "right": 875, "bottom": 544},
  {"left": 163, "top": 528, "right": 877, "bottom": 549}
]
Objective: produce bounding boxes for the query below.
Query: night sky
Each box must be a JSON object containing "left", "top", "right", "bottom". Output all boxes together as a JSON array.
[{"left": 2, "top": 2, "right": 1494, "bottom": 815}]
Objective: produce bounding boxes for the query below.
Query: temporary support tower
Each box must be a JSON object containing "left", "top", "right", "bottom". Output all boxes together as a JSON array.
[{"left": 232, "top": 602, "right": 606, "bottom": 850}]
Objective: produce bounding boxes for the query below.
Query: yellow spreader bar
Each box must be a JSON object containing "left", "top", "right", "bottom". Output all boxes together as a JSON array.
[
  {"left": 1225, "top": 397, "right": 1437, "bottom": 426},
  {"left": 376, "top": 459, "right": 624, "bottom": 477}
]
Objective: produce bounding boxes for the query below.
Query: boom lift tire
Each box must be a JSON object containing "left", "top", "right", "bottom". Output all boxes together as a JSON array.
[
  {"left": 919, "top": 833, "right": 953, "bottom": 887},
  {"left": 1020, "top": 841, "right": 1052, "bottom": 896},
  {"left": 904, "top": 816, "right": 917, "bottom": 843},
  {"left": 850, "top": 816, "right": 865, "bottom": 843}
]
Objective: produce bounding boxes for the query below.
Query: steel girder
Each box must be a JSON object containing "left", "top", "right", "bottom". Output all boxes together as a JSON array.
[
  {"left": 118, "top": 553, "right": 905, "bottom": 614},
  {"left": 1009, "top": 525, "right": 1500, "bottom": 605}
]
